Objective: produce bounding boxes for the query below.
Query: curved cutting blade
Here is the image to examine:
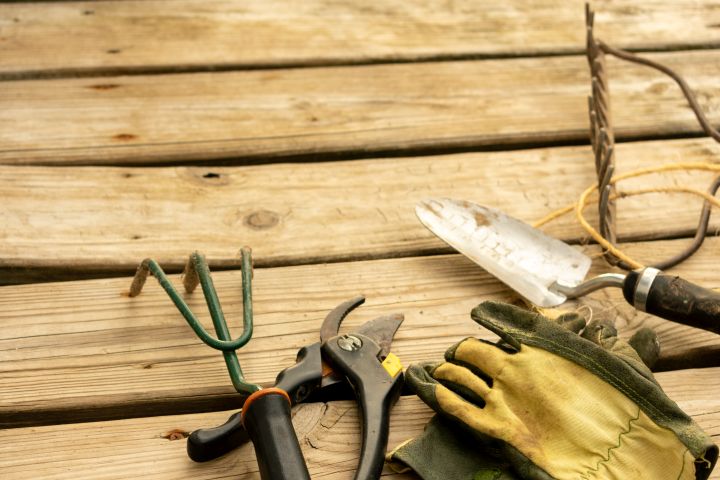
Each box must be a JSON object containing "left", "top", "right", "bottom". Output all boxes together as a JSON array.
[
  {"left": 355, "top": 313, "right": 404, "bottom": 358},
  {"left": 320, "top": 296, "right": 366, "bottom": 342},
  {"left": 416, "top": 198, "right": 591, "bottom": 307}
]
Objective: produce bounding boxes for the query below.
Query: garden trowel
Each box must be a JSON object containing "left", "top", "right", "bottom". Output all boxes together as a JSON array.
[{"left": 416, "top": 198, "right": 720, "bottom": 334}]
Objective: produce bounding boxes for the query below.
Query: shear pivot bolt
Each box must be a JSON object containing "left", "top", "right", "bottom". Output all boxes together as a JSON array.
[{"left": 338, "top": 335, "right": 362, "bottom": 351}]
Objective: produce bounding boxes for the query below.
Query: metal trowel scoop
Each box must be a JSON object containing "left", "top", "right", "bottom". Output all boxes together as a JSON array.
[{"left": 416, "top": 198, "right": 720, "bottom": 334}]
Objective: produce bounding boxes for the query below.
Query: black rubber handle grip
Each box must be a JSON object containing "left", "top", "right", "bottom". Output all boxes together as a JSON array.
[
  {"left": 242, "top": 389, "right": 311, "bottom": 480},
  {"left": 623, "top": 271, "right": 720, "bottom": 334},
  {"left": 187, "top": 412, "right": 248, "bottom": 462},
  {"left": 186, "top": 343, "right": 326, "bottom": 464}
]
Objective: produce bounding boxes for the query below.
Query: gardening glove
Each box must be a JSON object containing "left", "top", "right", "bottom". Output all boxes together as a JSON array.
[
  {"left": 390, "top": 302, "right": 717, "bottom": 480},
  {"left": 388, "top": 309, "right": 648, "bottom": 480},
  {"left": 387, "top": 309, "right": 656, "bottom": 480}
]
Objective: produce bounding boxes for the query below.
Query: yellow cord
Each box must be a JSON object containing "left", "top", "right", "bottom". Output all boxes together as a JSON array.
[{"left": 532, "top": 162, "right": 720, "bottom": 269}]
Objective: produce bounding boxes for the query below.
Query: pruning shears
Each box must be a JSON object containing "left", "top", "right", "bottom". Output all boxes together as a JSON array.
[{"left": 188, "top": 295, "right": 405, "bottom": 479}]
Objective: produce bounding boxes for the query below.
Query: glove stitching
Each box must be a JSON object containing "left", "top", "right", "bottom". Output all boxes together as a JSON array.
[
  {"left": 509, "top": 330, "right": 695, "bottom": 479},
  {"left": 676, "top": 449, "right": 691, "bottom": 480},
  {"left": 578, "top": 407, "right": 640, "bottom": 479},
  {"left": 508, "top": 328, "right": 672, "bottom": 424}
]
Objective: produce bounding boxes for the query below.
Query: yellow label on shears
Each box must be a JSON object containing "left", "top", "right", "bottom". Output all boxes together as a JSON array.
[{"left": 382, "top": 352, "right": 403, "bottom": 378}]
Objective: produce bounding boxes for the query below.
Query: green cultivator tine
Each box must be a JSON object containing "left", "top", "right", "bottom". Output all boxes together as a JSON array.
[{"left": 129, "top": 247, "right": 261, "bottom": 395}]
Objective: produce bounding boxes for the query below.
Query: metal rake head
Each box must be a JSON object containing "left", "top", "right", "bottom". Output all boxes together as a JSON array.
[{"left": 584, "top": 3, "right": 720, "bottom": 271}]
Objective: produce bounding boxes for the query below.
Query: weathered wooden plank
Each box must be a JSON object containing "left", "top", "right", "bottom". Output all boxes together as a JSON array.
[
  {"left": 2, "top": 137, "right": 720, "bottom": 283},
  {"left": 1, "top": 367, "right": 718, "bottom": 479},
  {"left": 1, "top": 51, "right": 719, "bottom": 165},
  {"left": 1, "top": 0, "right": 719, "bottom": 79},
  {"left": 1, "top": 237, "right": 719, "bottom": 427}
]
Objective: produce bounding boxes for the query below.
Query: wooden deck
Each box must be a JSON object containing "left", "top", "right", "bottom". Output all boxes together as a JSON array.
[{"left": 1, "top": 1, "right": 719, "bottom": 478}]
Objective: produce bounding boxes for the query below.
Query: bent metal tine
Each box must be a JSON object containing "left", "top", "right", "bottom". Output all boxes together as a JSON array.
[
  {"left": 586, "top": 4, "right": 618, "bottom": 265},
  {"left": 128, "top": 247, "right": 260, "bottom": 395},
  {"left": 585, "top": 3, "right": 720, "bottom": 271}
]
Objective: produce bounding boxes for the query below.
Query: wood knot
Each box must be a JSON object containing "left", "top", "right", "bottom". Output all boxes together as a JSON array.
[
  {"left": 244, "top": 210, "right": 279, "bottom": 230},
  {"left": 646, "top": 82, "right": 669, "bottom": 95},
  {"left": 113, "top": 133, "right": 137, "bottom": 141},
  {"left": 89, "top": 83, "right": 120, "bottom": 91},
  {"left": 189, "top": 169, "right": 230, "bottom": 185},
  {"left": 162, "top": 429, "right": 189, "bottom": 441}
]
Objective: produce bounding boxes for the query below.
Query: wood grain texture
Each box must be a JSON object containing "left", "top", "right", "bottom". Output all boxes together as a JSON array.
[
  {"left": 2, "top": 237, "right": 719, "bottom": 427},
  {"left": 1, "top": 0, "right": 719, "bottom": 78},
  {"left": 1, "top": 368, "right": 718, "bottom": 479},
  {"left": 2, "top": 137, "right": 720, "bottom": 283},
  {"left": 1, "top": 51, "right": 719, "bottom": 165}
]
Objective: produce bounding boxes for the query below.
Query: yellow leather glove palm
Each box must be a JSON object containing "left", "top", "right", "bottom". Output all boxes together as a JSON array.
[{"left": 404, "top": 302, "right": 717, "bottom": 480}]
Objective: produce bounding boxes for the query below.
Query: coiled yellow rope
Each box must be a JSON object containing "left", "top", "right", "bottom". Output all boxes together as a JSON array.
[{"left": 532, "top": 162, "right": 720, "bottom": 270}]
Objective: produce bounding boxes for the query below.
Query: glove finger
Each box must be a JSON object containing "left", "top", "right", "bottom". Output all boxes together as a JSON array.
[
  {"left": 446, "top": 337, "right": 510, "bottom": 379},
  {"left": 580, "top": 318, "right": 618, "bottom": 350},
  {"left": 405, "top": 363, "right": 489, "bottom": 432},
  {"left": 404, "top": 362, "right": 444, "bottom": 408},
  {"left": 582, "top": 319, "right": 660, "bottom": 371},
  {"left": 553, "top": 311, "right": 586, "bottom": 334},
  {"left": 470, "top": 301, "right": 541, "bottom": 350},
  {"left": 432, "top": 362, "right": 491, "bottom": 407},
  {"left": 628, "top": 327, "right": 660, "bottom": 369}
]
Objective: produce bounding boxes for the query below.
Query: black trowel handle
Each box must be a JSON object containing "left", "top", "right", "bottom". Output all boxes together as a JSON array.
[{"left": 623, "top": 268, "right": 720, "bottom": 334}]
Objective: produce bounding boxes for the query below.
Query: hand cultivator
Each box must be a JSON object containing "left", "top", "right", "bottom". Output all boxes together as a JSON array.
[{"left": 129, "top": 248, "right": 405, "bottom": 480}]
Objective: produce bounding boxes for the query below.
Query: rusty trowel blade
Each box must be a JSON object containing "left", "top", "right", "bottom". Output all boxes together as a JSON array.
[{"left": 416, "top": 198, "right": 592, "bottom": 307}]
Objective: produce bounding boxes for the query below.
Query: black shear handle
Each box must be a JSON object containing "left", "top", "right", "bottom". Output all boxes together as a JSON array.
[
  {"left": 353, "top": 371, "right": 404, "bottom": 480},
  {"left": 323, "top": 335, "right": 405, "bottom": 480},
  {"left": 242, "top": 388, "right": 311, "bottom": 480}
]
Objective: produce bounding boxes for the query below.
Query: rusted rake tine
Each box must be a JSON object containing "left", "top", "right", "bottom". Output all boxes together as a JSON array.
[
  {"left": 182, "top": 256, "right": 201, "bottom": 293},
  {"left": 588, "top": 97, "right": 598, "bottom": 152}
]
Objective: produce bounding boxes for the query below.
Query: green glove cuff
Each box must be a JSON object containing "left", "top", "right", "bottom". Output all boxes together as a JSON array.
[{"left": 387, "top": 415, "right": 519, "bottom": 480}]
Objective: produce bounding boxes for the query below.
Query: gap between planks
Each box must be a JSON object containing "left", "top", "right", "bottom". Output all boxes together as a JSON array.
[
  {"left": 0, "top": 368, "right": 718, "bottom": 479},
  {"left": 1, "top": 238, "right": 720, "bottom": 428}
]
